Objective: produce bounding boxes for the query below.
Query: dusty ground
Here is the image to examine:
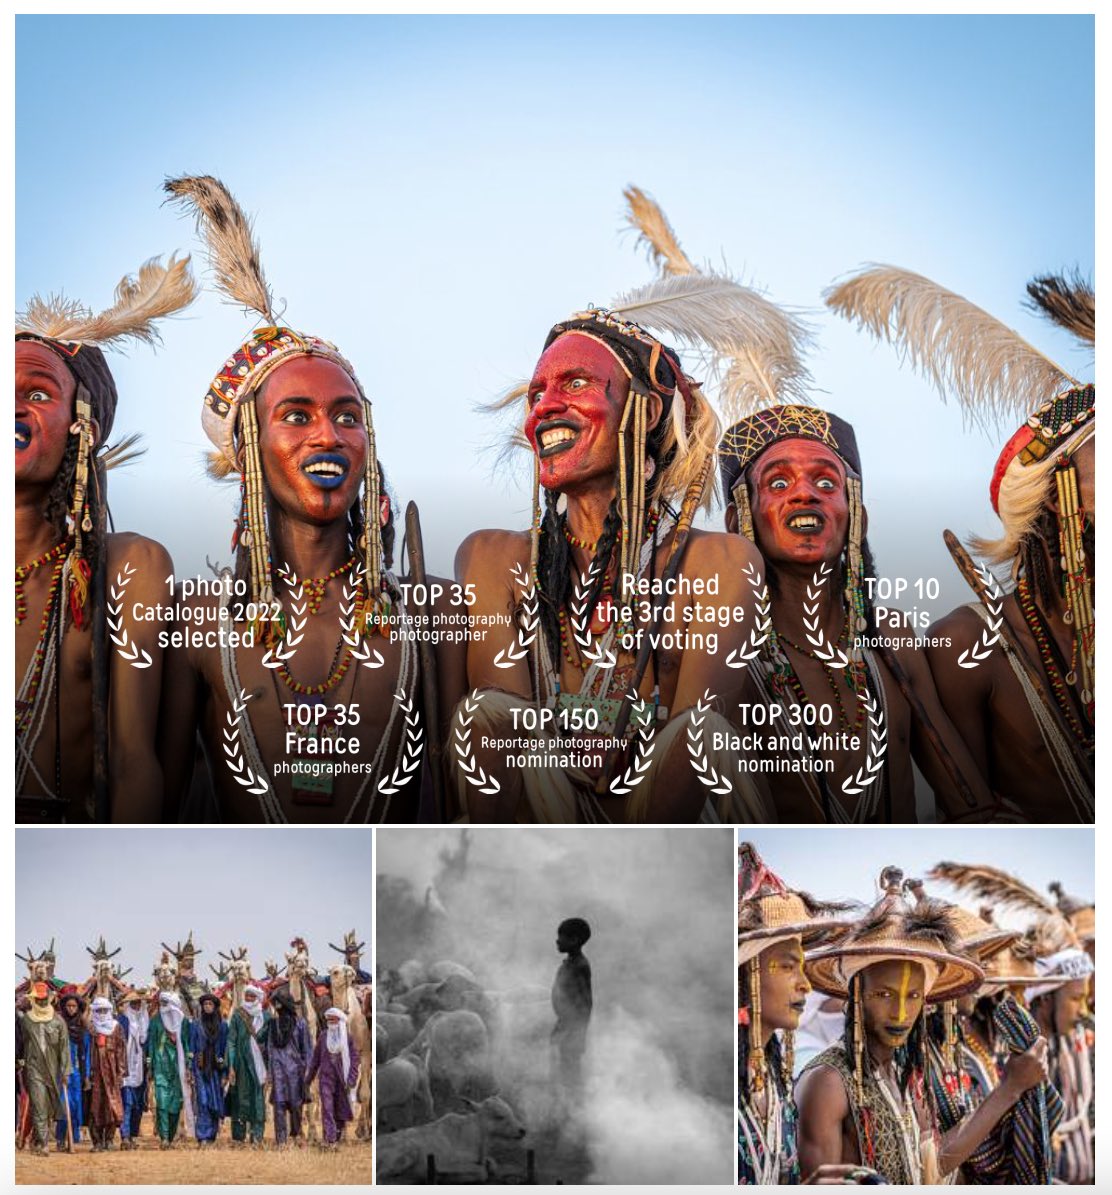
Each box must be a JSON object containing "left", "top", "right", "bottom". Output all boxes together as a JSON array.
[{"left": 15, "top": 1119, "right": 373, "bottom": 1185}]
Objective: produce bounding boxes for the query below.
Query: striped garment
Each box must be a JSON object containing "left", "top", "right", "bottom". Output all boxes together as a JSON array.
[{"left": 1052, "top": 1025, "right": 1094, "bottom": 1184}]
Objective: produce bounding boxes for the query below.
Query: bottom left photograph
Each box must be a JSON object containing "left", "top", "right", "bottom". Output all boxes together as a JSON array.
[{"left": 14, "top": 827, "right": 373, "bottom": 1186}]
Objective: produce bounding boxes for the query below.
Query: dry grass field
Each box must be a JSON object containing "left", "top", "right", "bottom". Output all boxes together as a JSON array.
[{"left": 15, "top": 1116, "right": 373, "bottom": 1185}]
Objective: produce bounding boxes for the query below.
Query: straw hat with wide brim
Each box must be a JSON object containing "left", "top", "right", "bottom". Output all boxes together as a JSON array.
[
  {"left": 945, "top": 905, "right": 1018, "bottom": 963},
  {"left": 738, "top": 889, "right": 852, "bottom": 966},
  {"left": 738, "top": 842, "right": 854, "bottom": 967},
  {"left": 804, "top": 867, "right": 984, "bottom": 1003}
]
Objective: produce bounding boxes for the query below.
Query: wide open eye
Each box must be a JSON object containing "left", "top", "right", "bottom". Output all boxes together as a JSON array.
[
  {"left": 768, "top": 478, "right": 788, "bottom": 491},
  {"left": 27, "top": 389, "right": 51, "bottom": 403},
  {"left": 816, "top": 478, "right": 837, "bottom": 491}
]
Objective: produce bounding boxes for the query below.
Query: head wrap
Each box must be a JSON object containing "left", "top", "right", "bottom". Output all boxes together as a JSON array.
[
  {"left": 164, "top": 176, "right": 388, "bottom": 620},
  {"left": 121, "top": 1000, "right": 149, "bottom": 1087},
  {"left": 90, "top": 996, "right": 116, "bottom": 1037},
  {"left": 719, "top": 404, "right": 862, "bottom": 501},
  {"left": 1024, "top": 947, "right": 1094, "bottom": 1003},
  {"left": 989, "top": 385, "right": 1095, "bottom": 513},
  {"left": 60, "top": 993, "right": 87, "bottom": 1043},
  {"left": 156, "top": 992, "right": 195, "bottom": 1136},
  {"left": 324, "top": 1006, "right": 353, "bottom": 1090},
  {"left": 28, "top": 982, "right": 54, "bottom": 1023},
  {"left": 240, "top": 985, "right": 269, "bottom": 1083},
  {"left": 15, "top": 256, "right": 197, "bottom": 628}
]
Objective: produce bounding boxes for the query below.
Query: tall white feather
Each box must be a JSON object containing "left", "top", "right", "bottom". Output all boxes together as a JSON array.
[
  {"left": 825, "top": 265, "right": 1077, "bottom": 430},
  {"left": 611, "top": 272, "right": 814, "bottom": 418}
]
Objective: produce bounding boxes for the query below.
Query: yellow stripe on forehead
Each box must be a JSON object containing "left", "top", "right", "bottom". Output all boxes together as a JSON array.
[{"left": 897, "top": 961, "right": 913, "bottom": 1023}]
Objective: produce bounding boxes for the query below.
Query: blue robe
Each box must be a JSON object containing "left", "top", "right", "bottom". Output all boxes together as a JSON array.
[
  {"left": 118, "top": 1015, "right": 148, "bottom": 1139},
  {"left": 189, "top": 1016, "right": 228, "bottom": 1142},
  {"left": 56, "top": 1031, "right": 91, "bottom": 1145}
]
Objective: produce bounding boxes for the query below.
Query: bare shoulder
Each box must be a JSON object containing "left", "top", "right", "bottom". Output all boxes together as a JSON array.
[
  {"left": 930, "top": 602, "right": 988, "bottom": 641},
  {"left": 679, "top": 527, "right": 761, "bottom": 575},
  {"left": 454, "top": 529, "right": 531, "bottom": 579},
  {"left": 796, "top": 1061, "right": 849, "bottom": 1110},
  {"left": 105, "top": 531, "right": 174, "bottom": 577}
]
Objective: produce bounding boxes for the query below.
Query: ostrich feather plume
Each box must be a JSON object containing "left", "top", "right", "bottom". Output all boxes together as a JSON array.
[
  {"left": 17, "top": 255, "right": 197, "bottom": 349},
  {"left": 1025, "top": 271, "right": 1095, "bottom": 347},
  {"left": 163, "top": 175, "right": 274, "bottom": 322},
  {"left": 825, "top": 264, "right": 1077, "bottom": 429}
]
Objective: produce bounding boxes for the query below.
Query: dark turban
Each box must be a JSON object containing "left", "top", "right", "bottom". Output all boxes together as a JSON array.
[{"left": 16, "top": 334, "right": 119, "bottom": 441}]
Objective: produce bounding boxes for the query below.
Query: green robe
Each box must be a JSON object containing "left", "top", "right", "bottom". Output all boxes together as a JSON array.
[
  {"left": 225, "top": 1007, "right": 268, "bottom": 1125},
  {"left": 147, "top": 1014, "right": 191, "bottom": 1114},
  {"left": 20, "top": 1012, "right": 70, "bottom": 1139}
]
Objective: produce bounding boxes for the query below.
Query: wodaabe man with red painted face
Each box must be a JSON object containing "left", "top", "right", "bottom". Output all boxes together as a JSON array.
[
  {"left": 455, "top": 295, "right": 773, "bottom": 824},
  {"left": 15, "top": 255, "right": 194, "bottom": 821}
]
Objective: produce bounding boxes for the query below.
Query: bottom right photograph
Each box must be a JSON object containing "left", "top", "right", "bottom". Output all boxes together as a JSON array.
[{"left": 737, "top": 827, "right": 1094, "bottom": 1187}]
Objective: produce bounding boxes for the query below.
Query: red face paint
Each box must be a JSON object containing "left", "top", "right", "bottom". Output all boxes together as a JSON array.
[
  {"left": 748, "top": 438, "right": 850, "bottom": 566},
  {"left": 524, "top": 333, "right": 629, "bottom": 493},
  {"left": 15, "top": 340, "right": 77, "bottom": 487},
  {"left": 255, "top": 355, "right": 368, "bottom": 525}
]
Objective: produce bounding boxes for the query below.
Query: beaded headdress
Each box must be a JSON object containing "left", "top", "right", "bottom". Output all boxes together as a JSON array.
[
  {"left": 164, "top": 176, "right": 386, "bottom": 613},
  {"left": 826, "top": 266, "right": 1095, "bottom": 718},
  {"left": 16, "top": 255, "right": 197, "bottom": 625}
]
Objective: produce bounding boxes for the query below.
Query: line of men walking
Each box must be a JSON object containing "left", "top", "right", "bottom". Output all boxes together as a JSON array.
[{"left": 16, "top": 982, "right": 360, "bottom": 1153}]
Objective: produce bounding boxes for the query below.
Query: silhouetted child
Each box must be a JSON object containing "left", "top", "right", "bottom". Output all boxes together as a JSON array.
[{"left": 551, "top": 917, "right": 592, "bottom": 1093}]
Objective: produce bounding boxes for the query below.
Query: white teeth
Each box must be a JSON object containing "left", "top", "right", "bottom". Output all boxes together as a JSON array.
[
  {"left": 790, "top": 515, "right": 819, "bottom": 529},
  {"left": 305, "top": 462, "right": 345, "bottom": 475},
  {"left": 540, "top": 428, "right": 576, "bottom": 449}
]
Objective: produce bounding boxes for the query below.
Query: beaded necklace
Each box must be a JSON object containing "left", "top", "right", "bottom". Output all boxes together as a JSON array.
[
  {"left": 771, "top": 623, "right": 868, "bottom": 734},
  {"left": 556, "top": 510, "right": 660, "bottom": 667},
  {"left": 300, "top": 555, "right": 356, "bottom": 615},
  {"left": 276, "top": 641, "right": 354, "bottom": 697},
  {"left": 1015, "top": 577, "right": 1094, "bottom": 749},
  {"left": 15, "top": 541, "right": 68, "bottom": 626},
  {"left": 15, "top": 552, "right": 67, "bottom": 736}
]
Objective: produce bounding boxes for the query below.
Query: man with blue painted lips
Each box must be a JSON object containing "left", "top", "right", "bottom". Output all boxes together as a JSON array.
[
  {"left": 158, "top": 175, "right": 464, "bottom": 823},
  {"left": 15, "top": 254, "right": 193, "bottom": 822}
]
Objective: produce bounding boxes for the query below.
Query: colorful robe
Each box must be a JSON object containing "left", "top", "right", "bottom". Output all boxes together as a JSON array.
[
  {"left": 305, "top": 1033, "right": 359, "bottom": 1142},
  {"left": 260, "top": 1014, "right": 311, "bottom": 1107},
  {"left": 189, "top": 1015, "right": 228, "bottom": 1141},
  {"left": 19, "top": 1013, "right": 70, "bottom": 1147},
  {"left": 146, "top": 1013, "right": 189, "bottom": 1115},
  {"left": 225, "top": 1007, "right": 267, "bottom": 1130},
  {"left": 88, "top": 1024, "right": 127, "bottom": 1130},
  {"left": 57, "top": 1026, "right": 91, "bottom": 1143}
]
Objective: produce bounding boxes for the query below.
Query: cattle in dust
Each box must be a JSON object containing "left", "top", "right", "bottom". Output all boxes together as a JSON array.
[
  {"left": 376, "top": 1096, "right": 527, "bottom": 1184},
  {"left": 376, "top": 1050, "right": 435, "bottom": 1132}
]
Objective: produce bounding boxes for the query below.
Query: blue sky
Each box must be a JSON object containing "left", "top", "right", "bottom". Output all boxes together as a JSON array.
[
  {"left": 14, "top": 827, "right": 372, "bottom": 985},
  {"left": 16, "top": 16, "right": 1093, "bottom": 611},
  {"left": 737, "top": 826, "right": 1093, "bottom": 930}
]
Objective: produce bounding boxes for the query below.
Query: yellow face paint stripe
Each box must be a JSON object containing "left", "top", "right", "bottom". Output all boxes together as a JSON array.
[{"left": 897, "top": 961, "right": 912, "bottom": 1025}]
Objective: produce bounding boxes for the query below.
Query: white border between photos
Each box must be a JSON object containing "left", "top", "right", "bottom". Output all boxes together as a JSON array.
[{"left": 4, "top": 3, "right": 1106, "bottom": 1193}]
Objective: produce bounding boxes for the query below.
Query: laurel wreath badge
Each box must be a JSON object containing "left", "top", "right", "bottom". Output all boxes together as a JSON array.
[
  {"left": 340, "top": 565, "right": 386, "bottom": 670},
  {"left": 453, "top": 691, "right": 501, "bottom": 795},
  {"left": 725, "top": 563, "right": 772, "bottom": 669},
  {"left": 261, "top": 564, "right": 307, "bottom": 669},
  {"left": 957, "top": 566, "right": 1004, "bottom": 670},
  {"left": 493, "top": 563, "right": 539, "bottom": 669},
  {"left": 107, "top": 562, "right": 153, "bottom": 669}
]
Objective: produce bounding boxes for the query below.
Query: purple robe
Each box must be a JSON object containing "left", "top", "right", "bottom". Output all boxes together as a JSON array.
[
  {"left": 260, "top": 1016, "right": 312, "bottom": 1107},
  {"left": 305, "top": 1034, "right": 359, "bottom": 1142}
]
